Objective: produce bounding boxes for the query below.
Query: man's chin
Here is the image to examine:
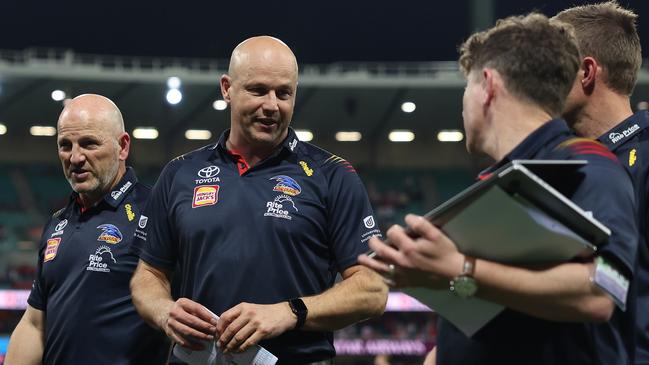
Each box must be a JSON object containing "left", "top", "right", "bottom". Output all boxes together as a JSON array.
[
  {"left": 69, "top": 181, "right": 99, "bottom": 195},
  {"left": 251, "top": 131, "right": 284, "bottom": 146}
]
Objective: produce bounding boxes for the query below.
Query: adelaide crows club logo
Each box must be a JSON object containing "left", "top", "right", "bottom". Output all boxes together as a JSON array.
[
  {"left": 96, "top": 224, "right": 123, "bottom": 244},
  {"left": 270, "top": 175, "right": 301, "bottom": 196}
]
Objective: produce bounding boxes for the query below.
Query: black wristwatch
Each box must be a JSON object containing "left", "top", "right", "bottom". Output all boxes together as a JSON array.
[{"left": 288, "top": 298, "right": 308, "bottom": 330}]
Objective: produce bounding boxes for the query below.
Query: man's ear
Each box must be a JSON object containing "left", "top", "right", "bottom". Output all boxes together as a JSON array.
[
  {"left": 483, "top": 68, "right": 496, "bottom": 107},
  {"left": 220, "top": 74, "right": 233, "bottom": 103},
  {"left": 118, "top": 132, "right": 130, "bottom": 161},
  {"left": 580, "top": 57, "right": 599, "bottom": 94}
]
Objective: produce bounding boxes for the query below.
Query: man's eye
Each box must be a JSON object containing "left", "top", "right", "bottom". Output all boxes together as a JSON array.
[
  {"left": 278, "top": 90, "right": 292, "bottom": 99},
  {"left": 250, "top": 87, "right": 266, "bottom": 95}
]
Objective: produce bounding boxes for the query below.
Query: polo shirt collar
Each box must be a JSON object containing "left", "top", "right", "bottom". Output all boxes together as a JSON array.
[
  {"left": 479, "top": 118, "right": 571, "bottom": 177},
  {"left": 214, "top": 127, "right": 301, "bottom": 156},
  {"left": 597, "top": 110, "right": 649, "bottom": 151},
  {"left": 103, "top": 167, "right": 138, "bottom": 208}
]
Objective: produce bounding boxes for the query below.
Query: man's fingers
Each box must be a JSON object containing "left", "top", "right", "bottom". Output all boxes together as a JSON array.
[
  {"left": 178, "top": 298, "right": 218, "bottom": 326},
  {"left": 168, "top": 317, "right": 214, "bottom": 342},
  {"left": 170, "top": 309, "right": 216, "bottom": 338},
  {"left": 218, "top": 313, "right": 249, "bottom": 351},
  {"left": 384, "top": 227, "right": 426, "bottom": 268},
  {"left": 404, "top": 214, "right": 440, "bottom": 242},
  {"left": 216, "top": 305, "right": 242, "bottom": 335},
  {"left": 167, "top": 326, "right": 206, "bottom": 351},
  {"left": 226, "top": 321, "right": 257, "bottom": 352},
  {"left": 238, "top": 328, "right": 266, "bottom": 353},
  {"left": 367, "top": 235, "right": 404, "bottom": 267},
  {"left": 357, "top": 253, "right": 391, "bottom": 274}
]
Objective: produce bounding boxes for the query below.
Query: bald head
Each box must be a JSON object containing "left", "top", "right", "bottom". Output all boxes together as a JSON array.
[
  {"left": 56, "top": 94, "right": 130, "bottom": 207},
  {"left": 228, "top": 36, "right": 298, "bottom": 81},
  {"left": 58, "top": 94, "right": 124, "bottom": 137}
]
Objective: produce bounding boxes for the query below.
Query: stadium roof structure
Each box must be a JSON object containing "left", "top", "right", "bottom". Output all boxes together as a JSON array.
[{"left": 1, "top": 48, "right": 649, "bottom": 169}]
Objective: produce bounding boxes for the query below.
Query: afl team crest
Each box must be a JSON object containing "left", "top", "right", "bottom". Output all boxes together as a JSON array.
[
  {"left": 96, "top": 224, "right": 123, "bottom": 244},
  {"left": 270, "top": 175, "right": 301, "bottom": 196}
]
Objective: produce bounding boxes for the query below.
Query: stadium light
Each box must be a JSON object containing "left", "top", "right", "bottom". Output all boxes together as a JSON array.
[
  {"left": 0, "top": 124, "right": 6, "bottom": 135},
  {"left": 185, "top": 129, "right": 212, "bottom": 140},
  {"left": 167, "top": 76, "right": 181, "bottom": 89},
  {"left": 166, "top": 89, "right": 182, "bottom": 105},
  {"left": 30, "top": 126, "right": 57, "bottom": 136},
  {"left": 437, "top": 130, "right": 464, "bottom": 142},
  {"left": 335, "top": 131, "right": 362, "bottom": 142},
  {"left": 133, "top": 127, "right": 159, "bottom": 140},
  {"left": 295, "top": 129, "right": 313, "bottom": 141},
  {"left": 51, "top": 90, "right": 66, "bottom": 102},
  {"left": 213, "top": 100, "right": 228, "bottom": 111},
  {"left": 401, "top": 101, "right": 416, "bottom": 113},
  {"left": 388, "top": 130, "right": 415, "bottom": 142}
]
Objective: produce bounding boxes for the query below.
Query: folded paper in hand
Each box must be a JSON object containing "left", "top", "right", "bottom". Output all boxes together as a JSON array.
[{"left": 172, "top": 306, "right": 278, "bottom": 365}]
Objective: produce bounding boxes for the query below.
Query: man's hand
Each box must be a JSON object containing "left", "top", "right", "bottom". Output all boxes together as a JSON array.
[
  {"left": 216, "top": 302, "right": 297, "bottom": 353},
  {"left": 358, "top": 214, "right": 464, "bottom": 289},
  {"left": 163, "top": 297, "right": 219, "bottom": 350}
]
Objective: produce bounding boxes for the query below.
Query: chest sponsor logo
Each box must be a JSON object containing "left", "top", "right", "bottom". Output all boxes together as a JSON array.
[
  {"left": 192, "top": 185, "right": 220, "bottom": 208},
  {"left": 96, "top": 224, "right": 123, "bottom": 244},
  {"left": 44, "top": 238, "right": 61, "bottom": 262},
  {"left": 139, "top": 215, "right": 148, "bottom": 229},
  {"left": 363, "top": 215, "right": 376, "bottom": 229},
  {"left": 629, "top": 148, "right": 637, "bottom": 167},
  {"left": 86, "top": 245, "right": 117, "bottom": 273},
  {"left": 609, "top": 124, "right": 640, "bottom": 144},
  {"left": 299, "top": 161, "right": 314, "bottom": 176},
  {"left": 264, "top": 195, "right": 298, "bottom": 220},
  {"left": 55, "top": 219, "right": 68, "bottom": 232},
  {"left": 124, "top": 203, "right": 136, "bottom": 221},
  {"left": 51, "top": 219, "right": 68, "bottom": 237},
  {"left": 195, "top": 166, "right": 221, "bottom": 184},
  {"left": 110, "top": 181, "right": 133, "bottom": 200},
  {"left": 270, "top": 175, "right": 301, "bottom": 196}
]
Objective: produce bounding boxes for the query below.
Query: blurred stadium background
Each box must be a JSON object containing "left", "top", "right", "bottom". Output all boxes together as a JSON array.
[{"left": 2, "top": 1, "right": 649, "bottom": 364}]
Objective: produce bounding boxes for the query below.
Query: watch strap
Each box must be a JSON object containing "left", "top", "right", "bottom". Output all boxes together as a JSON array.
[{"left": 288, "top": 298, "right": 308, "bottom": 330}]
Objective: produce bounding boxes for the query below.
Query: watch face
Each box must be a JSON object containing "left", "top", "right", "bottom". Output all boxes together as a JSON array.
[{"left": 452, "top": 275, "right": 478, "bottom": 298}]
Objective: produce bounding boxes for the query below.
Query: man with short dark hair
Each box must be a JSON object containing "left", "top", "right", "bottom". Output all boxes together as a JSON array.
[
  {"left": 6, "top": 94, "right": 168, "bottom": 364},
  {"left": 556, "top": 2, "right": 649, "bottom": 363},
  {"left": 130, "top": 36, "right": 387, "bottom": 364},
  {"left": 360, "top": 13, "right": 638, "bottom": 364}
]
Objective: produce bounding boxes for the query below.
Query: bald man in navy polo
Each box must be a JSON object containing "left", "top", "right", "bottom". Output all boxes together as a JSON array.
[
  {"left": 6, "top": 94, "right": 168, "bottom": 364},
  {"left": 130, "top": 37, "right": 388, "bottom": 364}
]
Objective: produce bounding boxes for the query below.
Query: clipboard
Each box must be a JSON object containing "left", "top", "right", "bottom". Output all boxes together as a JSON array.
[
  {"left": 367, "top": 160, "right": 611, "bottom": 336},
  {"left": 424, "top": 159, "right": 609, "bottom": 262},
  {"left": 368, "top": 160, "right": 609, "bottom": 262}
]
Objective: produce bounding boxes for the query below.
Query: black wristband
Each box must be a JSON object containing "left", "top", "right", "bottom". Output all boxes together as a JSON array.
[{"left": 288, "top": 298, "right": 308, "bottom": 330}]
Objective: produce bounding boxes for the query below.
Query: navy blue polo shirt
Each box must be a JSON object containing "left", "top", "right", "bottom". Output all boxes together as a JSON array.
[
  {"left": 436, "top": 119, "right": 638, "bottom": 365},
  {"left": 598, "top": 110, "right": 649, "bottom": 364},
  {"left": 135, "top": 128, "right": 381, "bottom": 363},
  {"left": 28, "top": 168, "right": 169, "bottom": 365}
]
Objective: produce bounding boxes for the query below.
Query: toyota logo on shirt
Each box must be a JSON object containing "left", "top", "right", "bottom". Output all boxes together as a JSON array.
[
  {"left": 195, "top": 166, "right": 221, "bottom": 184},
  {"left": 198, "top": 166, "right": 220, "bottom": 178}
]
